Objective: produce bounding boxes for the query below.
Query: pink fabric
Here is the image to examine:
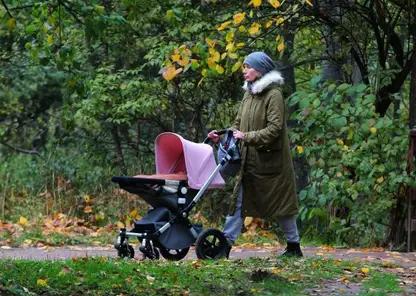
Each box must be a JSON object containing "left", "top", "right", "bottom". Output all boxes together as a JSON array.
[{"left": 155, "top": 133, "right": 225, "bottom": 189}]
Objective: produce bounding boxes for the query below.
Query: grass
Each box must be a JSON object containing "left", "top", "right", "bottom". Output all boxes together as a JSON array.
[{"left": 0, "top": 256, "right": 405, "bottom": 296}]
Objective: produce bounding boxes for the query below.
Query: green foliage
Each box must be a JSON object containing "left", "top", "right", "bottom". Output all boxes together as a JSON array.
[{"left": 289, "top": 78, "right": 414, "bottom": 246}]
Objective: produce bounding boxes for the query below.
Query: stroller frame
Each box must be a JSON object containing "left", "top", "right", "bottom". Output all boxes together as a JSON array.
[{"left": 112, "top": 130, "right": 238, "bottom": 260}]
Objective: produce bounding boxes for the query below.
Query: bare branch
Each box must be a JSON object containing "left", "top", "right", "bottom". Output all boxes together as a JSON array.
[
  {"left": 1, "top": 0, "right": 13, "bottom": 18},
  {"left": 0, "top": 140, "right": 67, "bottom": 175}
]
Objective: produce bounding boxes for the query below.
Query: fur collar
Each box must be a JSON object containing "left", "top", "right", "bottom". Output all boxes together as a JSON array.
[{"left": 242, "top": 71, "right": 284, "bottom": 94}]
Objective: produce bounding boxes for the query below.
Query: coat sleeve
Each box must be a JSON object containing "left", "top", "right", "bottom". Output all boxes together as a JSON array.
[
  {"left": 232, "top": 98, "right": 244, "bottom": 130},
  {"left": 243, "top": 90, "right": 284, "bottom": 146}
]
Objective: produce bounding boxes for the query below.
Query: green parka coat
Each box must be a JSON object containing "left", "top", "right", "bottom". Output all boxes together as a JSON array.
[{"left": 232, "top": 71, "right": 298, "bottom": 219}]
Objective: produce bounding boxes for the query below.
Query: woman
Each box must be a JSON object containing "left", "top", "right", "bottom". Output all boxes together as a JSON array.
[{"left": 208, "top": 52, "right": 302, "bottom": 257}]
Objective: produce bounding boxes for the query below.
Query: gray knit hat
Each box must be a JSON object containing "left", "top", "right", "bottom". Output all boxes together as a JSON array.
[{"left": 243, "top": 52, "right": 275, "bottom": 75}]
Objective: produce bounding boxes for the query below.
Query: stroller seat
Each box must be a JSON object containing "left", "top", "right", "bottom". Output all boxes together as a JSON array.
[{"left": 133, "top": 173, "right": 188, "bottom": 181}]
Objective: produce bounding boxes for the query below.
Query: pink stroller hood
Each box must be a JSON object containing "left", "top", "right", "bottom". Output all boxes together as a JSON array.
[{"left": 155, "top": 133, "right": 225, "bottom": 189}]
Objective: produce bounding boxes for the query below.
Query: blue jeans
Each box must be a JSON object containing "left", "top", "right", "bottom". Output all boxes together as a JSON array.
[{"left": 223, "top": 186, "right": 300, "bottom": 244}]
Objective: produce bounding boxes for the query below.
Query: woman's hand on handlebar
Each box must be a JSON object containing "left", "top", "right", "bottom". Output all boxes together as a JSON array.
[
  {"left": 207, "top": 130, "right": 220, "bottom": 143},
  {"left": 233, "top": 129, "right": 245, "bottom": 140}
]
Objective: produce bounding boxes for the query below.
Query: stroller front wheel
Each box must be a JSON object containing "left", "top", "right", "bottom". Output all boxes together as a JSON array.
[
  {"left": 117, "top": 244, "right": 135, "bottom": 259},
  {"left": 159, "top": 246, "right": 190, "bottom": 261},
  {"left": 195, "top": 228, "right": 228, "bottom": 260}
]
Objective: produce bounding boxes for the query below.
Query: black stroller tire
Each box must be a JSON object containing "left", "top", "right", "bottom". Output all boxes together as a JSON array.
[
  {"left": 118, "top": 244, "right": 135, "bottom": 259},
  {"left": 195, "top": 228, "right": 228, "bottom": 260},
  {"left": 159, "top": 246, "right": 190, "bottom": 261}
]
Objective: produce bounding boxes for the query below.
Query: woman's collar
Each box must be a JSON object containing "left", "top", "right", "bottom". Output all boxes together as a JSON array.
[{"left": 242, "top": 71, "right": 284, "bottom": 94}]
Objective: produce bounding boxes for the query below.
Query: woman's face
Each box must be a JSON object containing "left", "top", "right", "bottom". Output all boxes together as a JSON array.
[{"left": 243, "top": 64, "right": 262, "bottom": 82}]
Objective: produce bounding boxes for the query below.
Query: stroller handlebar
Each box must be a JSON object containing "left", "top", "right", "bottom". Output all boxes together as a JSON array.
[{"left": 203, "top": 129, "right": 228, "bottom": 144}]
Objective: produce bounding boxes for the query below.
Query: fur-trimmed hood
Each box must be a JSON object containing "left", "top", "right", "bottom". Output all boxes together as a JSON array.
[{"left": 242, "top": 71, "right": 284, "bottom": 94}]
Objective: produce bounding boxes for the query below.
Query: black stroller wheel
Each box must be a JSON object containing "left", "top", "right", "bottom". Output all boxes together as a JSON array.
[
  {"left": 118, "top": 244, "right": 135, "bottom": 259},
  {"left": 195, "top": 228, "right": 227, "bottom": 260},
  {"left": 159, "top": 246, "right": 190, "bottom": 261}
]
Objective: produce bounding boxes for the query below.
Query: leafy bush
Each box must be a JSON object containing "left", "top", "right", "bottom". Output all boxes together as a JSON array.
[{"left": 289, "top": 78, "right": 414, "bottom": 247}]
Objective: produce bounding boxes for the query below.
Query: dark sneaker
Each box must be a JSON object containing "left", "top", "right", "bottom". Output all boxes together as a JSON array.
[
  {"left": 280, "top": 242, "right": 303, "bottom": 258},
  {"left": 225, "top": 244, "right": 232, "bottom": 259}
]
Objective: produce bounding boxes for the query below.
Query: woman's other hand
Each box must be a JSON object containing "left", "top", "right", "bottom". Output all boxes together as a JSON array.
[
  {"left": 208, "top": 130, "right": 220, "bottom": 143},
  {"left": 233, "top": 129, "right": 245, "bottom": 140}
]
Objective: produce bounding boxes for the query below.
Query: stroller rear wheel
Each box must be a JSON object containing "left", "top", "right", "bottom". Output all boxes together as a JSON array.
[
  {"left": 159, "top": 246, "right": 190, "bottom": 261},
  {"left": 118, "top": 244, "right": 135, "bottom": 259},
  {"left": 195, "top": 228, "right": 227, "bottom": 260}
]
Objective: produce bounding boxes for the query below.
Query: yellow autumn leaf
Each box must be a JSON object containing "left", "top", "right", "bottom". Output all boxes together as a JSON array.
[
  {"left": 262, "top": 231, "right": 277, "bottom": 239},
  {"left": 171, "top": 54, "right": 181, "bottom": 62},
  {"left": 7, "top": 18, "right": 16, "bottom": 30},
  {"left": 217, "top": 21, "right": 232, "bottom": 31},
  {"left": 277, "top": 41, "right": 285, "bottom": 52},
  {"left": 275, "top": 35, "right": 281, "bottom": 42},
  {"left": 84, "top": 206, "right": 93, "bottom": 213},
  {"left": 117, "top": 221, "right": 125, "bottom": 228},
  {"left": 226, "top": 30, "right": 235, "bottom": 43},
  {"left": 233, "top": 12, "right": 245, "bottom": 25},
  {"left": 370, "top": 127, "right": 377, "bottom": 134},
  {"left": 238, "top": 26, "right": 247, "bottom": 33},
  {"left": 361, "top": 267, "right": 370, "bottom": 274},
  {"left": 216, "top": 64, "right": 225, "bottom": 74},
  {"left": 337, "top": 139, "right": 344, "bottom": 145},
  {"left": 232, "top": 61, "right": 242, "bottom": 72},
  {"left": 244, "top": 216, "right": 253, "bottom": 227},
  {"left": 272, "top": 268, "right": 280, "bottom": 274},
  {"left": 19, "top": 216, "right": 28, "bottom": 226},
  {"left": 250, "top": 0, "right": 262, "bottom": 7},
  {"left": 236, "top": 42, "right": 245, "bottom": 47},
  {"left": 205, "top": 38, "right": 216, "bottom": 48},
  {"left": 377, "top": 177, "right": 384, "bottom": 184},
  {"left": 228, "top": 52, "right": 238, "bottom": 59},
  {"left": 276, "top": 17, "right": 284, "bottom": 25},
  {"left": 297, "top": 145, "right": 303, "bottom": 154},
  {"left": 129, "top": 209, "right": 137, "bottom": 218},
  {"left": 268, "top": 0, "right": 280, "bottom": 8},
  {"left": 248, "top": 23, "right": 261, "bottom": 36},
  {"left": 83, "top": 194, "right": 91, "bottom": 203},
  {"left": 226, "top": 42, "right": 235, "bottom": 52},
  {"left": 162, "top": 66, "right": 182, "bottom": 81},
  {"left": 177, "top": 57, "right": 189, "bottom": 67},
  {"left": 343, "top": 145, "right": 349, "bottom": 150},
  {"left": 265, "top": 20, "right": 273, "bottom": 28},
  {"left": 213, "top": 51, "right": 220, "bottom": 62},
  {"left": 201, "top": 69, "right": 208, "bottom": 77},
  {"left": 221, "top": 52, "right": 227, "bottom": 60},
  {"left": 37, "top": 279, "right": 48, "bottom": 287},
  {"left": 305, "top": 0, "right": 313, "bottom": 6}
]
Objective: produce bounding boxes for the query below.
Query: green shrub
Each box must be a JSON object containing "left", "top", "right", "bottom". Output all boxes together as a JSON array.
[{"left": 289, "top": 78, "right": 414, "bottom": 246}]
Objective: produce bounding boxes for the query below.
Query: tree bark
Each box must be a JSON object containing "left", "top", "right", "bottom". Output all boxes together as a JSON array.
[
  {"left": 410, "top": 44, "right": 416, "bottom": 129},
  {"left": 111, "top": 125, "right": 127, "bottom": 175}
]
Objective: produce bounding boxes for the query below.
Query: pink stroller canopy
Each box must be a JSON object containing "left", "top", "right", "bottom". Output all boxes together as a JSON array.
[{"left": 155, "top": 133, "right": 225, "bottom": 189}]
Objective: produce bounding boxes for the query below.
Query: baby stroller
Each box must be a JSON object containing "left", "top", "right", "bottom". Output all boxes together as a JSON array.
[{"left": 112, "top": 130, "right": 239, "bottom": 260}]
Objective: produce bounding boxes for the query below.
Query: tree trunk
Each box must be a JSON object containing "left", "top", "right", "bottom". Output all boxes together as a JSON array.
[
  {"left": 410, "top": 45, "right": 416, "bottom": 129},
  {"left": 320, "top": 0, "right": 344, "bottom": 83},
  {"left": 111, "top": 125, "right": 127, "bottom": 175}
]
